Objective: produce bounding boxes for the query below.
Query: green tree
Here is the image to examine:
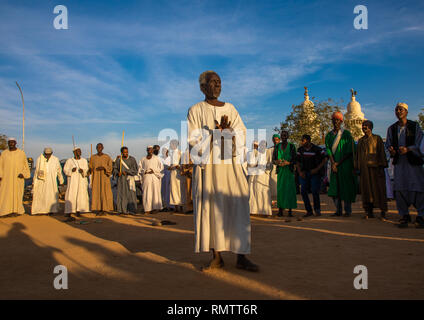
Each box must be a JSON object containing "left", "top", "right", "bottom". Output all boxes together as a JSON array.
[
  {"left": 419, "top": 108, "right": 424, "bottom": 129},
  {"left": 0, "top": 134, "right": 7, "bottom": 150},
  {"left": 275, "top": 98, "right": 343, "bottom": 146}
]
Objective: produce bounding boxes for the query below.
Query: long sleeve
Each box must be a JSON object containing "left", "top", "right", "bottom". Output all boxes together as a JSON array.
[
  {"left": 21, "top": 152, "right": 30, "bottom": 179},
  {"left": 154, "top": 157, "right": 164, "bottom": 179},
  {"left": 105, "top": 156, "right": 113, "bottom": 176},
  {"left": 63, "top": 159, "right": 72, "bottom": 177},
  {"left": 56, "top": 158, "right": 64, "bottom": 185},
  {"left": 385, "top": 126, "right": 393, "bottom": 151},
  {"left": 0, "top": 154, "right": 3, "bottom": 179},
  {"left": 127, "top": 157, "right": 139, "bottom": 176},
  {"left": 376, "top": 136, "right": 388, "bottom": 168},
  {"left": 408, "top": 123, "right": 423, "bottom": 156}
]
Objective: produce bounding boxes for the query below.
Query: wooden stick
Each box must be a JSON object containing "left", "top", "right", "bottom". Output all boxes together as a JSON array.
[
  {"left": 119, "top": 130, "right": 125, "bottom": 174},
  {"left": 16, "top": 82, "right": 25, "bottom": 151}
]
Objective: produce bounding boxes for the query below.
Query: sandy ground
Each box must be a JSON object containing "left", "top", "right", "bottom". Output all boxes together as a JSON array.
[{"left": 0, "top": 195, "right": 423, "bottom": 300}]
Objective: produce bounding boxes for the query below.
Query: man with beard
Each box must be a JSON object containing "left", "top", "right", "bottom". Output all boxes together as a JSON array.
[
  {"left": 325, "top": 112, "right": 357, "bottom": 217},
  {"left": 113, "top": 146, "right": 138, "bottom": 215},
  {"left": 386, "top": 103, "right": 424, "bottom": 228},
  {"left": 31, "top": 147, "right": 64, "bottom": 215},
  {"left": 89, "top": 143, "right": 114, "bottom": 215},
  {"left": 187, "top": 70, "right": 258, "bottom": 272},
  {"left": 0, "top": 138, "right": 30, "bottom": 217}
]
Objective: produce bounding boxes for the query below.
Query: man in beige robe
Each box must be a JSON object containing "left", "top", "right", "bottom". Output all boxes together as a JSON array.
[
  {"left": 187, "top": 70, "right": 258, "bottom": 272},
  {"left": 0, "top": 138, "right": 30, "bottom": 217},
  {"left": 356, "top": 120, "right": 388, "bottom": 219},
  {"left": 89, "top": 143, "right": 114, "bottom": 215}
]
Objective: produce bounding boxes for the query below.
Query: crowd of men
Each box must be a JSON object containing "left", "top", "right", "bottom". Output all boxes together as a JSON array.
[{"left": 0, "top": 71, "right": 423, "bottom": 271}]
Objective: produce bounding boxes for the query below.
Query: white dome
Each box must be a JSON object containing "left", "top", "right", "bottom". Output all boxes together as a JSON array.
[{"left": 345, "top": 96, "right": 364, "bottom": 120}]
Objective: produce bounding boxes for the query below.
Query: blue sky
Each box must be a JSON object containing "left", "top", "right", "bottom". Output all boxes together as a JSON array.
[{"left": 1, "top": 0, "right": 423, "bottom": 160}]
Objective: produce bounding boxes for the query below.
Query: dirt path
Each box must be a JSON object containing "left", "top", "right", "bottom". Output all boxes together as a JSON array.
[{"left": 0, "top": 195, "right": 423, "bottom": 299}]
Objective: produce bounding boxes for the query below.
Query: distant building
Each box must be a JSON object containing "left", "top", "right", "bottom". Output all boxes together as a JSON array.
[{"left": 300, "top": 87, "right": 320, "bottom": 143}]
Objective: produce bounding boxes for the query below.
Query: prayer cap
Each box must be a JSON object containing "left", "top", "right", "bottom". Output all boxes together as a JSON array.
[
  {"left": 396, "top": 102, "right": 408, "bottom": 111},
  {"left": 332, "top": 111, "right": 344, "bottom": 122},
  {"left": 7, "top": 137, "right": 16, "bottom": 142},
  {"left": 44, "top": 147, "right": 53, "bottom": 154},
  {"left": 147, "top": 145, "right": 153, "bottom": 149},
  {"left": 272, "top": 134, "right": 280, "bottom": 139},
  {"left": 73, "top": 146, "right": 81, "bottom": 151}
]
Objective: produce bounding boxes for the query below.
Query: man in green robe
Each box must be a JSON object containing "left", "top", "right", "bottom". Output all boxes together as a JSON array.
[
  {"left": 325, "top": 112, "right": 357, "bottom": 217},
  {"left": 273, "top": 130, "right": 297, "bottom": 217}
]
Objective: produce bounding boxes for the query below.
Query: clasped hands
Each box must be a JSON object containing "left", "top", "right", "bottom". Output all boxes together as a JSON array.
[{"left": 276, "top": 159, "right": 290, "bottom": 167}]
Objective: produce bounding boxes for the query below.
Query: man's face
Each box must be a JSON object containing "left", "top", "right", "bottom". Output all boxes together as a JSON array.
[
  {"left": 395, "top": 106, "right": 408, "bottom": 120},
  {"left": 74, "top": 149, "right": 82, "bottom": 158},
  {"left": 301, "top": 138, "right": 308, "bottom": 147},
  {"left": 147, "top": 147, "right": 153, "bottom": 155},
  {"left": 122, "top": 148, "right": 129, "bottom": 158},
  {"left": 96, "top": 144, "right": 104, "bottom": 153},
  {"left": 202, "top": 73, "right": 221, "bottom": 99},
  {"left": 153, "top": 146, "right": 160, "bottom": 155},
  {"left": 44, "top": 153, "right": 52, "bottom": 160},
  {"left": 253, "top": 143, "right": 258, "bottom": 150},
  {"left": 280, "top": 132, "right": 288, "bottom": 142},
  {"left": 362, "top": 123, "right": 372, "bottom": 135},
  {"left": 332, "top": 118, "right": 342, "bottom": 130},
  {"left": 272, "top": 137, "right": 280, "bottom": 145},
  {"left": 8, "top": 140, "right": 16, "bottom": 149}
]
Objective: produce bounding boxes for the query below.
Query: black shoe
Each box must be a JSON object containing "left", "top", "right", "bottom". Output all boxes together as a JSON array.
[
  {"left": 278, "top": 209, "right": 283, "bottom": 217},
  {"left": 343, "top": 213, "right": 351, "bottom": 217},
  {"left": 303, "top": 212, "right": 313, "bottom": 218},
  {"left": 415, "top": 216, "right": 424, "bottom": 229},
  {"left": 398, "top": 215, "right": 411, "bottom": 228},
  {"left": 236, "top": 257, "right": 259, "bottom": 272},
  {"left": 398, "top": 215, "right": 411, "bottom": 223},
  {"left": 331, "top": 213, "right": 342, "bottom": 217},
  {"left": 315, "top": 211, "right": 321, "bottom": 216},
  {"left": 288, "top": 210, "right": 293, "bottom": 217},
  {"left": 380, "top": 212, "right": 386, "bottom": 220}
]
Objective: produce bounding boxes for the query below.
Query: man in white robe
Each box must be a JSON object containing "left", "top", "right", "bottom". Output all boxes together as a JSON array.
[
  {"left": 0, "top": 138, "right": 30, "bottom": 217},
  {"left": 63, "top": 147, "right": 90, "bottom": 217},
  {"left": 160, "top": 147, "right": 172, "bottom": 211},
  {"left": 267, "top": 134, "right": 280, "bottom": 206},
  {"left": 169, "top": 139, "right": 185, "bottom": 212},
  {"left": 248, "top": 141, "right": 272, "bottom": 216},
  {"left": 139, "top": 146, "right": 164, "bottom": 213},
  {"left": 187, "top": 70, "right": 258, "bottom": 272},
  {"left": 31, "top": 147, "right": 64, "bottom": 215}
]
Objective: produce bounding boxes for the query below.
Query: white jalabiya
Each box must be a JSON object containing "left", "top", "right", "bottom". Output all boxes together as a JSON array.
[
  {"left": 31, "top": 155, "right": 64, "bottom": 214},
  {"left": 188, "top": 101, "right": 251, "bottom": 254},
  {"left": 267, "top": 147, "right": 278, "bottom": 201},
  {"left": 247, "top": 149, "right": 273, "bottom": 216},
  {"left": 139, "top": 155, "right": 164, "bottom": 212},
  {"left": 169, "top": 149, "right": 185, "bottom": 206},
  {"left": 160, "top": 155, "right": 171, "bottom": 208},
  {"left": 63, "top": 157, "right": 90, "bottom": 213}
]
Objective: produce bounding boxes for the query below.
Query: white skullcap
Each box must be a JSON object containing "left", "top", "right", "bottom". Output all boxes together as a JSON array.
[
  {"left": 7, "top": 137, "right": 16, "bottom": 142},
  {"left": 44, "top": 147, "right": 53, "bottom": 154},
  {"left": 73, "top": 146, "right": 81, "bottom": 151},
  {"left": 396, "top": 102, "right": 408, "bottom": 111},
  {"left": 147, "top": 145, "right": 153, "bottom": 149}
]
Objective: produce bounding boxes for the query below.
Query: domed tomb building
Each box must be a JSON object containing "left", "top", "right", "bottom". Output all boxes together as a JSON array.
[{"left": 344, "top": 89, "right": 366, "bottom": 141}]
